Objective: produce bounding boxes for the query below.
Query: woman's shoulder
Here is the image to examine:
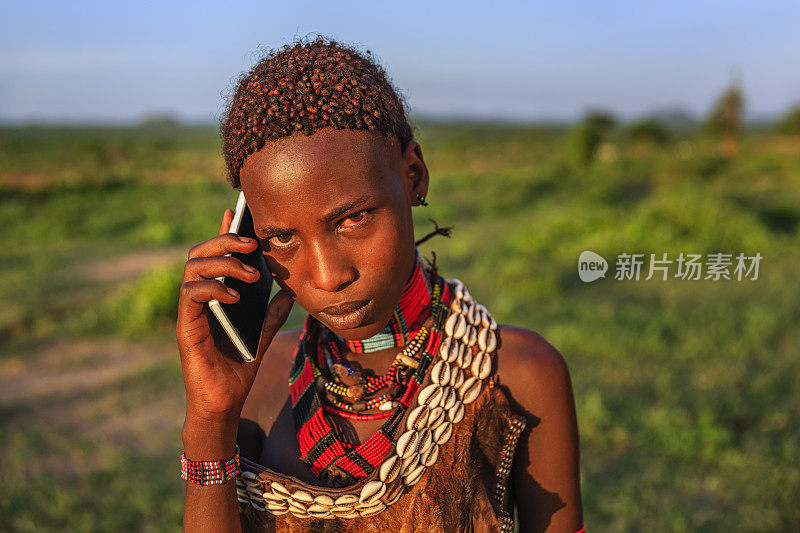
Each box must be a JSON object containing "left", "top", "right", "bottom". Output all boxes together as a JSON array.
[
  {"left": 238, "top": 328, "right": 303, "bottom": 461},
  {"left": 241, "top": 328, "right": 302, "bottom": 420},
  {"left": 256, "top": 327, "right": 303, "bottom": 382},
  {"left": 268, "top": 327, "right": 304, "bottom": 362},
  {"left": 493, "top": 324, "right": 575, "bottom": 415}
]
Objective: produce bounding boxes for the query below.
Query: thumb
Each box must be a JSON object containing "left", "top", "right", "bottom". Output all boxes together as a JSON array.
[{"left": 254, "top": 289, "right": 295, "bottom": 363}]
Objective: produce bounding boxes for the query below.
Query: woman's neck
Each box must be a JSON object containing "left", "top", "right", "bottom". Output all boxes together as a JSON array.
[{"left": 332, "top": 247, "right": 432, "bottom": 354}]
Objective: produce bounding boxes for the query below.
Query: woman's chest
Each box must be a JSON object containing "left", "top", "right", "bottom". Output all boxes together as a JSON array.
[
  {"left": 238, "top": 387, "right": 513, "bottom": 533},
  {"left": 254, "top": 391, "right": 387, "bottom": 485}
]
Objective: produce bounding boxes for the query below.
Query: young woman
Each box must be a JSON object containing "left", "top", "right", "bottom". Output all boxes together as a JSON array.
[{"left": 176, "top": 37, "right": 585, "bottom": 532}]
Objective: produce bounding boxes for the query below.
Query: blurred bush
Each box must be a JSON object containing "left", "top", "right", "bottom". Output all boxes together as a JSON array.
[
  {"left": 625, "top": 117, "right": 671, "bottom": 145},
  {"left": 564, "top": 122, "right": 603, "bottom": 167},
  {"left": 82, "top": 264, "right": 184, "bottom": 337},
  {"left": 777, "top": 104, "right": 800, "bottom": 135}
]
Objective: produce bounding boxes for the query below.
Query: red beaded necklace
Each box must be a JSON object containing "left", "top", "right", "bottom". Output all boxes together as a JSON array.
[{"left": 288, "top": 252, "right": 452, "bottom": 486}]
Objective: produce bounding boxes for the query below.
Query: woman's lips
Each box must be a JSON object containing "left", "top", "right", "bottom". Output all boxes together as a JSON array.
[{"left": 317, "top": 299, "right": 372, "bottom": 330}]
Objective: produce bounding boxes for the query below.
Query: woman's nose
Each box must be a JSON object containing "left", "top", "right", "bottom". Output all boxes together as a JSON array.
[{"left": 308, "top": 241, "right": 357, "bottom": 293}]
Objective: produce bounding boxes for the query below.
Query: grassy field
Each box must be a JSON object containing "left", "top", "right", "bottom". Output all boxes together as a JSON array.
[{"left": 1, "top": 121, "right": 798, "bottom": 531}]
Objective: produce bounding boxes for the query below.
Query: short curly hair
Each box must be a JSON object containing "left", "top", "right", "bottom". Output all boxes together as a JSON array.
[{"left": 220, "top": 36, "right": 416, "bottom": 189}]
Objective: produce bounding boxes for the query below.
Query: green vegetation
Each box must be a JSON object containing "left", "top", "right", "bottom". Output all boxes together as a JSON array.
[
  {"left": 1, "top": 121, "right": 799, "bottom": 531},
  {"left": 624, "top": 118, "right": 671, "bottom": 145},
  {"left": 777, "top": 104, "right": 800, "bottom": 135},
  {"left": 705, "top": 81, "right": 745, "bottom": 157}
]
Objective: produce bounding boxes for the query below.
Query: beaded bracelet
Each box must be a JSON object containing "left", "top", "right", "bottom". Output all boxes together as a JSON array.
[{"left": 181, "top": 445, "right": 241, "bottom": 485}]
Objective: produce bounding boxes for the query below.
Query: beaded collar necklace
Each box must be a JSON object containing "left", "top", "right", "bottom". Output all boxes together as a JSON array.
[
  {"left": 243, "top": 272, "right": 503, "bottom": 520},
  {"left": 318, "top": 250, "right": 435, "bottom": 419},
  {"left": 288, "top": 252, "right": 451, "bottom": 486}
]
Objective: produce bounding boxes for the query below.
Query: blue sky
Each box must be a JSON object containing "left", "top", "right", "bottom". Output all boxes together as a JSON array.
[{"left": 1, "top": 1, "right": 798, "bottom": 123}]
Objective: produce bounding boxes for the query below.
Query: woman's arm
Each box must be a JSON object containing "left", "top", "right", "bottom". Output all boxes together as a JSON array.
[
  {"left": 176, "top": 209, "right": 294, "bottom": 532},
  {"left": 181, "top": 415, "right": 242, "bottom": 533},
  {"left": 496, "top": 326, "right": 584, "bottom": 533}
]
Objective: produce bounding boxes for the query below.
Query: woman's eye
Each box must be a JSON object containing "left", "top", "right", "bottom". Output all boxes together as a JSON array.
[
  {"left": 341, "top": 210, "right": 367, "bottom": 228},
  {"left": 269, "top": 233, "right": 294, "bottom": 246}
]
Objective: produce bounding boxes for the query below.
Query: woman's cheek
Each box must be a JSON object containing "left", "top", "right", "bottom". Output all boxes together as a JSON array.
[
  {"left": 359, "top": 217, "right": 404, "bottom": 255},
  {"left": 363, "top": 219, "right": 409, "bottom": 280},
  {"left": 263, "top": 253, "right": 293, "bottom": 284}
]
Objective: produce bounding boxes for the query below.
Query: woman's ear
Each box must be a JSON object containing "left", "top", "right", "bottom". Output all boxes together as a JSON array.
[{"left": 402, "top": 140, "right": 430, "bottom": 205}]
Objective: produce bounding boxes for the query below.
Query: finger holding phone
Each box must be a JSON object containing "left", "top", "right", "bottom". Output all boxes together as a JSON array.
[{"left": 176, "top": 195, "right": 294, "bottom": 428}]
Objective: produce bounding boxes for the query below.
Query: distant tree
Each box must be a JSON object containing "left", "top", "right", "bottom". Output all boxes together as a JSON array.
[
  {"left": 561, "top": 109, "right": 618, "bottom": 167},
  {"left": 625, "top": 118, "right": 670, "bottom": 145},
  {"left": 140, "top": 111, "right": 181, "bottom": 128},
  {"left": 777, "top": 104, "right": 800, "bottom": 135},
  {"left": 564, "top": 123, "right": 602, "bottom": 167},
  {"left": 649, "top": 106, "right": 699, "bottom": 133},
  {"left": 582, "top": 109, "right": 617, "bottom": 134},
  {"left": 706, "top": 80, "right": 744, "bottom": 157}
]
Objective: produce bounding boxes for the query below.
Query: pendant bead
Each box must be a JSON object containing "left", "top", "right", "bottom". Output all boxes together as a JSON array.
[
  {"left": 396, "top": 352, "right": 420, "bottom": 369},
  {"left": 379, "top": 400, "right": 399, "bottom": 411}
]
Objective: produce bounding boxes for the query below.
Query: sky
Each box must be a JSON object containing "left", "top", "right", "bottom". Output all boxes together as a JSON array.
[{"left": 1, "top": 1, "right": 799, "bottom": 124}]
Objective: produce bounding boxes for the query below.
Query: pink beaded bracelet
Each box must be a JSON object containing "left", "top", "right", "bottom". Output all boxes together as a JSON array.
[{"left": 181, "top": 445, "right": 241, "bottom": 485}]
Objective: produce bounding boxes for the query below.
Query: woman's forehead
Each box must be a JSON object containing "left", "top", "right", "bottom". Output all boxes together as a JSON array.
[
  {"left": 240, "top": 128, "right": 400, "bottom": 187},
  {"left": 240, "top": 129, "right": 405, "bottom": 214}
]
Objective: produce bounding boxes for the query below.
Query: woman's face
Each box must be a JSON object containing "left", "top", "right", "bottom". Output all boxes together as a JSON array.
[{"left": 239, "top": 127, "right": 429, "bottom": 341}]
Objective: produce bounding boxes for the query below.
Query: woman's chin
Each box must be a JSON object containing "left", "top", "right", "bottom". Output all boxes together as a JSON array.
[
  {"left": 326, "top": 322, "right": 385, "bottom": 341},
  {"left": 319, "top": 300, "right": 392, "bottom": 340}
]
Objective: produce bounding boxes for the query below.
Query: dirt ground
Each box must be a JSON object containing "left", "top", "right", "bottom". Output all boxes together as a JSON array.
[
  {"left": 0, "top": 248, "right": 189, "bottom": 479},
  {"left": 0, "top": 337, "right": 184, "bottom": 474}
]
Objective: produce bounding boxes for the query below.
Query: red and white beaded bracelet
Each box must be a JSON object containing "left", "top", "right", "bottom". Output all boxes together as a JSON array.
[{"left": 181, "top": 445, "right": 241, "bottom": 485}]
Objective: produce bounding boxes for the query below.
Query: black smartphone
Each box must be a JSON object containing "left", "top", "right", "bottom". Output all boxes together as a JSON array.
[{"left": 208, "top": 191, "right": 273, "bottom": 362}]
